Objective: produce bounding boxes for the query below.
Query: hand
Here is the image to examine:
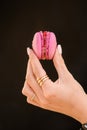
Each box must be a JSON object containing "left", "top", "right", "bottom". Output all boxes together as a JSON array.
[{"left": 22, "top": 45, "right": 87, "bottom": 123}]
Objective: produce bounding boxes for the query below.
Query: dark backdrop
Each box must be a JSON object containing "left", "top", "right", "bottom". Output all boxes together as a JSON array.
[{"left": 0, "top": 1, "right": 86, "bottom": 130}]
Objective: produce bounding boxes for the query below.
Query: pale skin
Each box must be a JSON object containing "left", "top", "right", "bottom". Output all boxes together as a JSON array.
[{"left": 22, "top": 45, "right": 87, "bottom": 124}]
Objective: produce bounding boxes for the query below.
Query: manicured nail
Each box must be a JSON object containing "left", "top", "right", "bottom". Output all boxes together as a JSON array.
[
  {"left": 27, "top": 47, "right": 30, "bottom": 56},
  {"left": 58, "top": 44, "right": 62, "bottom": 54}
]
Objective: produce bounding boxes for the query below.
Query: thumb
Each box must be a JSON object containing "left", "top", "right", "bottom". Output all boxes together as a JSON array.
[{"left": 53, "top": 45, "right": 68, "bottom": 79}]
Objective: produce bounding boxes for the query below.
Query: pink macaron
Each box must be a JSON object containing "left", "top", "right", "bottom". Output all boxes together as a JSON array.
[{"left": 32, "top": 31, "right": 57, "bottom": 60}]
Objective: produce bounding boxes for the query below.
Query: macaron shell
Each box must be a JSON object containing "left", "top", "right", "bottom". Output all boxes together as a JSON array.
[
  {"left": 32, "top": 32, "right": 42, "bottom": 59},
  {"left": 32, "top": 31, "right": 57, "bottom": 60},
  {"left": 48, "top": 32, "right": 57, "bottom": 59}
]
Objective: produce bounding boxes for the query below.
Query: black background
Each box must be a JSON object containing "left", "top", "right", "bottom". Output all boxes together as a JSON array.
[{"left": 0, "top": 0, "right": 87, "bottom": 130}]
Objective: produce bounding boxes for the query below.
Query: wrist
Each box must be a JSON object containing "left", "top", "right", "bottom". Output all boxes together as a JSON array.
[{"left": 72, "top": 93, "right": 87, "bottom": 124}]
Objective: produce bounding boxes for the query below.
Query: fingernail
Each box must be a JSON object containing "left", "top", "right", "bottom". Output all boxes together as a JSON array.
[
  {"left": 58, "top": 44, "right": 62, "bottom": 54},
  {"left": 27, "top": 47, "right": 30, "bottom": 56}
]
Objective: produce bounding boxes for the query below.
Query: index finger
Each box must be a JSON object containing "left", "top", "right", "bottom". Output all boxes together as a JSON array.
[{"left": 27, "top": 48, "right": 46, "bottom": 79}]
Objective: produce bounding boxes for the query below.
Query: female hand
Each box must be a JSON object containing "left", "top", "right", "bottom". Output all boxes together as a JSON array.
[{"left": 22, "top": 45, "right": 87, "bottom": 124}]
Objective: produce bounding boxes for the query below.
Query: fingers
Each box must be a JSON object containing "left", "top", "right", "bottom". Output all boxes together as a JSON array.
[
  {"left": 53, "top": 45, "right": 69, "bottom": 79},
  {"left": 25, "top": 59, "right": 45, "bottom": 100},
  {"left": 22, "top": 81, "right": 42, "bottom": 107},
  {"left": 26, "top": 48, "right": 52, "bottom": 95},
  {"left": 22, "top": 80, "right": 49, "bottom": 107},
  {"left": 27, "top": 48, "right": 46, "bottom": 79},
  {"left": 27, "top": 97, "right": 41, "bottom": 107},
  {"left": 27, "top": 48, "right": 51, "bottom": 89},
  {"left": 22, "top": 81, "right": 38, "bottom": 101},
  {"left": 24, "top": 58, "right": 49, "bottom": 104}
]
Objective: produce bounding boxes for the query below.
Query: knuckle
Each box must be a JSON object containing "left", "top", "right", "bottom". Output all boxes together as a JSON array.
[
  {"left": 44, "top": 88, "right": 55, "bottom": 100},
  {"left": 22, "top": 86, "right": 26, "bottom": 95},
  {"left": 22, "top": 88, "right": 27, "bottom": 96},
  {"left": 43, "top": 80, "right": 54, "bottom": 99},
  {"left": 27, "top": 98, "right": 30, "bottom": 103},
  {"left": 22, "top": 81, "right": 26, "bottom": 94},
  {"left": 22, "top": 81, "right": 29, "bottom": 96},
  {"left": 44, "top": 89, "right": 53, "bottom": 99},
  {"left": 22, "top": 88, "right": 24, "bottom": 95}
]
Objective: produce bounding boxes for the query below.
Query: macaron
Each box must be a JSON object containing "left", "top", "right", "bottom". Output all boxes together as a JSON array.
[{"left": 32, "top": 31, "right": 57, "bottom": 60}]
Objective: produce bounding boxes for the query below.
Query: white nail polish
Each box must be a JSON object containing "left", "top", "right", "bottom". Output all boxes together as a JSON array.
[
  {"left": 27, "top": 47, "right": 30, "bottom": 56},
  {"left": 58, "top": 44, "right": 62, "bottom": 54}
]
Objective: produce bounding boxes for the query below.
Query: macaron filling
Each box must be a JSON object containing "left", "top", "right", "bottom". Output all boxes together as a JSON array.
[{"left": 41, "top": 31, "right": 49, "bottom": 59}]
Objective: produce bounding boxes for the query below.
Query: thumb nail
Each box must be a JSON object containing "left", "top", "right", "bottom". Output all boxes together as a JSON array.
[{"left": 58, "top": 44, "right": 62, "bottom": 54}]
